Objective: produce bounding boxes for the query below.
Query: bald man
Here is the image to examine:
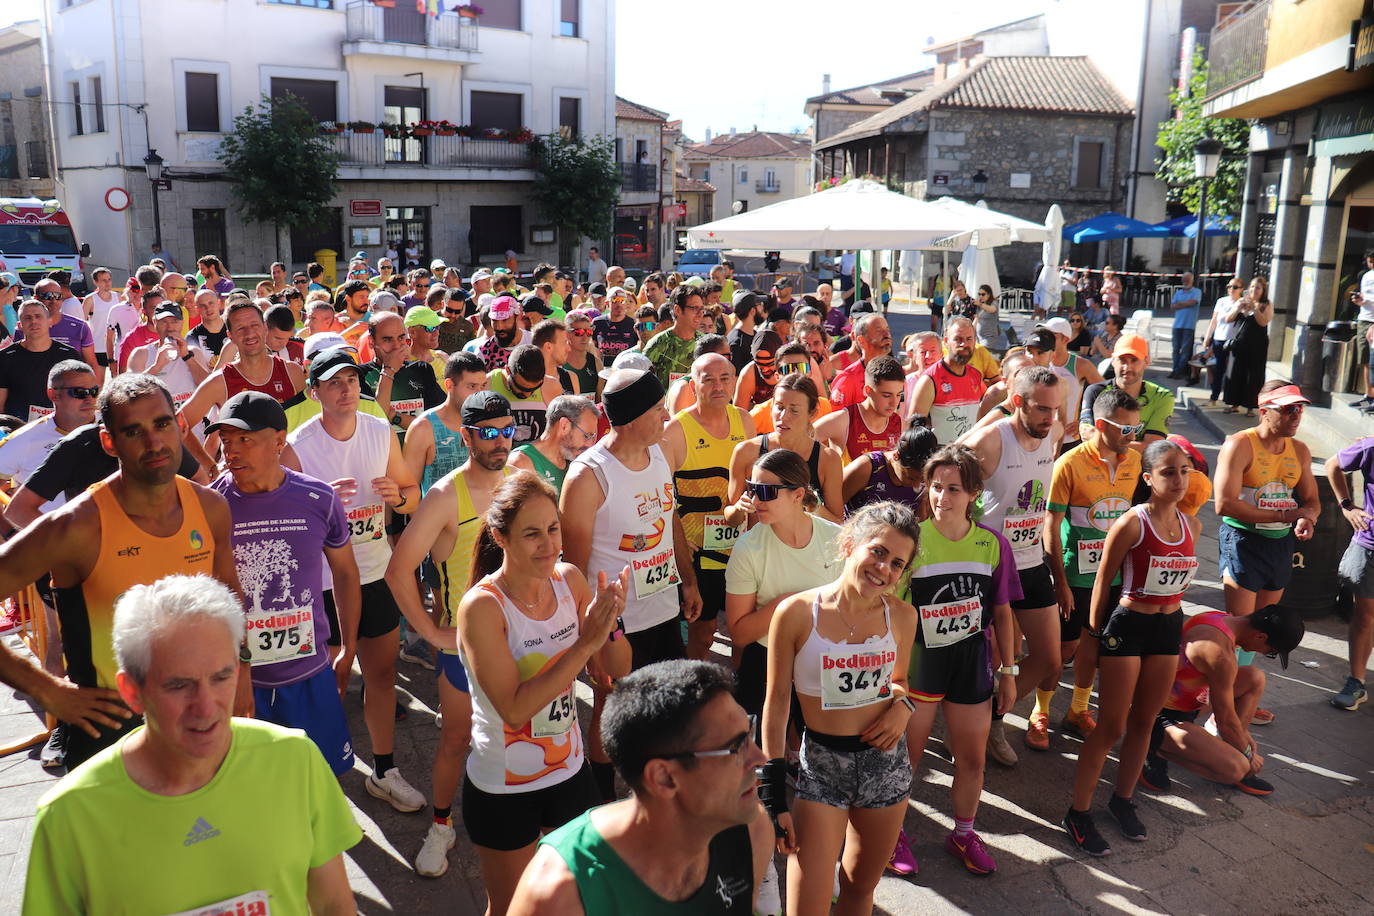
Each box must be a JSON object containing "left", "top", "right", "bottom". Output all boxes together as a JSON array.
[{"left": 661, "top": 353, "right": 756, "bottom": 659}]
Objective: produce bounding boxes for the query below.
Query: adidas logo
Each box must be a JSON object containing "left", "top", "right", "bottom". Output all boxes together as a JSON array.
[{"left": 184, "top": 816, "right": 221, "bottom": 846}]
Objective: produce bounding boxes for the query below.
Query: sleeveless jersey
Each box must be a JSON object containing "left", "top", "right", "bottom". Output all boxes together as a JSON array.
[
  {"left": 513, "top": 442, "right": 567, "bottom": 494},
  {"left": 923, "top": 359, "right": 985, "bottom": 444},
  {"left": 543, "top": 815, "right": 754, "bottom": 915},
  {"left": 464, "top": 570, "right": 584, "bottom": 793},
  {"left": 979, "top": 419, "right": 1056, "bottom": 570},
  {"left": 843, "top": 403, "right": 901, "bottom": 463},
  {"left": 1120, "top": 505, "right": 1198, "bottom": 605},
  {"left": 1052, "top": 359, "right": 1083, "bottom": 443},
  {"left": 1222, "top": 428, "right": 1301, "bottom": 538},
  {"left": 56, "top": 477, "right": 214, "bottom": 689},
  {"left": 488, "top": 369, "right": 548, "bottom": 446},
  {"left": 437, "top": 466, "right": 513, "bottom": 656},
  {"left": 574, "top": 441, "right": 680, "bottom": 633},
  {"left": 1166, "top": 610, "right": 1233, "bottom": 712},
  {"left": 794, "top": 595, "right": 897, "bottom": 710},
  {"left": 418, "top": 408, "right": 467, "bottom": 494},
  {"left": 222, "top": 357, "right": 295, "bottom": 403},
  {"left": 845, "top": 450, "right": 921, "bottom": 515},
  {"left": 674, "top": 406, "right": 748, "bottom": 570},
  {"left": 288, "top": 413, "right": 393, "bottom": 584},
  {"left": 1048, "top": 439, "right": 1141, "bottom": 588},
  {"left": 562, "top": 356, "right": 599, "bottom": 400}
]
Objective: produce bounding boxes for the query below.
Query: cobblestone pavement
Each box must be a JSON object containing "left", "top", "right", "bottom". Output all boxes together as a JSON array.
[{"left": 1, "top": 314, "right": 1371, "bottom": 914}]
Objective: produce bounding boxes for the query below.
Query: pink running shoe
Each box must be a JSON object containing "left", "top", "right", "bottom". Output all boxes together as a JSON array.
[
  {"left": 886, "top": 829, "right": 919, "bottom": 875},
  {"left": 946, "top": 830, "right": 997, "bottom": 875}
]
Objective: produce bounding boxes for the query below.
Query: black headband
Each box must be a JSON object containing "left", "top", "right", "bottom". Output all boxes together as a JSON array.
[{"left": 603, "top": 371, "right": 665, "bottom": 427}]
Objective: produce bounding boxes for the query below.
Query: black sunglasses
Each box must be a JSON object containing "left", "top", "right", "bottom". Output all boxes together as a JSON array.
[
  {"left": 58, "top": 386, "right": 99, "bottom": 399},
  {"left": 745, "top": 481, "right": 800, "bottom": 501},
  {"left": 36, "top": 291, "right": 63, "bottom": 301}
]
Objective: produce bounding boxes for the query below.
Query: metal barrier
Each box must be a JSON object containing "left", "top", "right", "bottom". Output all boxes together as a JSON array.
[{"left": 0, "top": 581, "right": 53, "bottom": 756}]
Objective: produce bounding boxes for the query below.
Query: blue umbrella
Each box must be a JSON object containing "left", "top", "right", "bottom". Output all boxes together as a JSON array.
[
  {"left": 1182, "top": 214, "right": 1238, "bottom": 238},
  {"left": 1062, "top": 212, "right": 1171, "bottom": 244}
]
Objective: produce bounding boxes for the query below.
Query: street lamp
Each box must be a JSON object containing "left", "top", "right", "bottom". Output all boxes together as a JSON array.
[
  {"left": 971, "top": 169, "right": 988, "bottom": 199},
  {"left": 1192, "top": 136, "right": 1223, "bottom": 282},
  {"left": 143, "top": 148, "right": 165, "bottom": 251}
]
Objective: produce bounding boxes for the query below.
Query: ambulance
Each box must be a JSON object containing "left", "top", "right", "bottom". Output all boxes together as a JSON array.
[{"left": 0, "top": 198, "right": 91, "bottom": 293}]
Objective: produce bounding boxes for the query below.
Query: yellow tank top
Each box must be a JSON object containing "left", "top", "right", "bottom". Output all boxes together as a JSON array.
[
  {"left": 673, "top": 405, "right": 747, "bottom": 571},
  {"left": 1223, "top": 428, "right": 1301, "bottom": 538},
  {"left": 437, "top": 466, "right": 512, "bottom": 654},
  {"left": 59, "top": 477, "right": 215, "bottom": 689}
]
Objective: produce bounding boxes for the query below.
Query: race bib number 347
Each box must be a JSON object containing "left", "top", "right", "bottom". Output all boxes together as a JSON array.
[{"left": 819, "top": 648, "right": 896, "bottom": 710}]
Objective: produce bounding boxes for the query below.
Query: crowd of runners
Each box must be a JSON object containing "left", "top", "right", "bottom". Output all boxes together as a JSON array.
[{"left": 0, "top": 250, "right": 1358, "bottom": 914}]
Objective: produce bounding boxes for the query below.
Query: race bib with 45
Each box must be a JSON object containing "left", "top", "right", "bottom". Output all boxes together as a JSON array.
[
  {"left": 346, "top": 502, "right": 385, "bottom": 545},
  {"left": 245, "top": 607, "right": 318, "bottom": 666},
  {"left": 819, "top": 647, "right": 896, "bottom": 710},
  {"left": 702, "top": 512, "right": 741, "bottom": 553},
  {"left": 530, "top": 688, "right": 576, "bottom": 738},
  {"left": 919, "top": 597, "right": 983, "bottom": 649},
  {"left": 1140, "top": 555, "right": 1199, "bottom": 597}
]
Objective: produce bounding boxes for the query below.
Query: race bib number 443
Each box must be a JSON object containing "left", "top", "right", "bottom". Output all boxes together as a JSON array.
[
  {"left": 919, "top": 597, "right": 983, "bottom": 649},
  {"left": 819, "top": 648, "right": 896, "bottom": 710}
]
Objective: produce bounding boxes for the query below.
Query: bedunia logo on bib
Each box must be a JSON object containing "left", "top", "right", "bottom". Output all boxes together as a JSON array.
[{"left": 821, "top": 649, "right": 897, "bottom": 670}]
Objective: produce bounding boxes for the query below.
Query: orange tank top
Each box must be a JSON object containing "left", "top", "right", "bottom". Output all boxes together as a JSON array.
[{"left": 56, "top": 476, "right": 215, "bottom": 689}]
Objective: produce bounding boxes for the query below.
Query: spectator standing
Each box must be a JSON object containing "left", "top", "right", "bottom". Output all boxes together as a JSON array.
[{"left": 1167, "top": 272, "right": 1203, "bottom": 379}]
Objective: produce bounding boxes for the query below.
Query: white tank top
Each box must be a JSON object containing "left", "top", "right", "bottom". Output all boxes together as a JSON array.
[
  {"left": 288, "top": 412, "right": 394, "bottom": 584},
  {"left": 794, "top": 594, "right": 899, "bottom": 711},
  {"left": 464, "top": 571, "right": 585, "bottom": 794},
  {"left": 980, "top": 418, "right": 1055, "bottom": 570},
  {"left": 574, "top": 440, "right": 680, "bottom": 633},
  {"left": 1052, "top": 360, "right": 1082, "bottom": 444},
  {"left": 88, "top": 290, "right": 120, "bottom": 354}
]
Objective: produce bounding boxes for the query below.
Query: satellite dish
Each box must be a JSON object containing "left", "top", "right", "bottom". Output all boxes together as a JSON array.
[{"left": 732, "top": 200, "right": 744, "bottom": 214}]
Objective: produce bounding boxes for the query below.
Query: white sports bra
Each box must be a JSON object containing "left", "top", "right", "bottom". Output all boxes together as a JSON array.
[{"left": 794, "top": 594, "right": 899, "bottom": 711}]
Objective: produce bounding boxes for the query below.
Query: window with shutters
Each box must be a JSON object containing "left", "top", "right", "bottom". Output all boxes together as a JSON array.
[
  {"left": 559, "top": 0, "right": 579, "bottom": 36},
  {"left": 1073, "top": 139, "right": 1104, "bottom": 190},
  {"left": 185, "top": 73, "right": 221, "bottom": 133},
  {"left": 470, "top": 91, "right": 522, "bottom": 131},
  {"left": 559, "top": 98, "right": 580, "bottom": 139},
  {"left": 482, "top": 0, "right": 521, "bottom": 30},
  {"left": 270, "top": 77, "right": 337, "bottom": 123}
]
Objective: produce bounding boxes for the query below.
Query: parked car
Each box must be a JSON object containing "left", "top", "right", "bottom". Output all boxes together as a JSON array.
[{"left": 676, "top": 248, "right": 723, "bottom": 277}]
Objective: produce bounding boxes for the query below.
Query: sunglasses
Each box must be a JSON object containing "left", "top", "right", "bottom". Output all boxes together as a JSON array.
[
  {"left": 414, "top": 283, "right": 431, "bottom": 290},
  {"left": 570, "top": 327, "right": 594, "bottom": 337},
  {"left": 294, "top": 279, "right": 309, "bottom": 285},
  {"left": 1263, "top": 403, "right": 1305, "bottom": 416},
  {"left": 58, "top": 385, "right": 99, "bottom": 400},
  {"left": 1099, "top": 417, "right": 1144, "bottom": 438},
  {"left": 464, "top": 423, "right": 516, "bottom": 440},
  {"left": 444, "top": 307, "right": 463, "bottom": 316},
  {"left": 1228, "top": 284, "right": 1242, "bottom": 290},
  {"left": 745, "top": 480, "right": 800, "bottom": 501},
  {"left": 637, "top": 321, "right": 657, "bottom": 332},
  {"left": 36, "top": 291, "right": 62, "bottom": 301},
  {"left": 780, "top": 361, "right": 809, "bottom": 375}
]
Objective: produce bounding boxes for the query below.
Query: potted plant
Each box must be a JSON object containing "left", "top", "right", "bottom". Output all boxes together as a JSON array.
[
  {"left": 508, "top": 127, "right": 534, "bottom": 144},
  {"left": 455, "top": 123, "right": 477, "bottom": 138},
  {"left": 481, "top": 126, "right": 507, "bottom": 140},
  {"left": 434, "top": 120, "right": 458, "bottom": 136},
  {"left": 382, "top": 122, "right": 406, "bottom": 139},
  {"left": 410, "top": 120, "right": 435, "bottom": 137},
  {"left": 348, "top": 120, "right": 376, "bottom": 134},
  {"left": 320, "top": 120, "right": 344, "bottom": 134},
  {"left": 456, "top": 3, "right": 483, "bottom": 18}
]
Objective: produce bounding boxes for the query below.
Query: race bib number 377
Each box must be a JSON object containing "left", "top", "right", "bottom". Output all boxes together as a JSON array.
[{"left": 1142, "top": 556, "right": 1199, "bottom": 597}]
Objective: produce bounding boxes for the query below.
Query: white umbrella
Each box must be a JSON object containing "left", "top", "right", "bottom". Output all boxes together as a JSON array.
[
  {"left": 956, "top": 201, "right": 1002, "bottom": 297},
  {"left": 686, "top": 179, "right": 990, "bottom": 252},
  {"left": 1034, "top": 204, "right": 1065, "bottom": 311},
  {"left": 930, "top": 196, "right": 1050, "bottom": 248}
]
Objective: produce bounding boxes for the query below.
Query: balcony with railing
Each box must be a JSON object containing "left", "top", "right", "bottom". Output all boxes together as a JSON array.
[
  {"left": 330, "top": 132, "right": 532, "bottom": 175},
  {"left": 343, "top": 1, "right": 480, "bottom": 63},
  {"left": 619, "top": 162, "right": 657, "bottom": 193},
  {"left": 1205, "top": 0, "right": 1271, "bottom": 100},
  {"left": 755, "top": 179, "right": 781, "bottom": 193}
]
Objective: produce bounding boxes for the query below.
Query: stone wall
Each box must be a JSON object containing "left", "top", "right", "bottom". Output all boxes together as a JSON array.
[{"left": 0, "top": 32, "right": 55, "bottom": 198}]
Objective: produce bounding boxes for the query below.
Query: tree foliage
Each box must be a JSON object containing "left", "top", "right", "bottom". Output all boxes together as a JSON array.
[
  {"left": 218, "top": 94, "right": 342, "bottom": 244},
  {"left": 529, "top": 134, "right": 621, "bottom": 245},
  {"left": 1155, "top": 50, "right": 1250, "bottom": 219}
]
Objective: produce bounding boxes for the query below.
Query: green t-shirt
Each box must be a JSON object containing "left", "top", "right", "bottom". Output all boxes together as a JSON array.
[
  {"left": 641, "top": 327, "right": 699, "bottom": 389},
  {"left": 24, "top": 719, "right": 361, "bottom": 916},
  {"left": 513, "top": 441, "right": 566, "bottom": 494}
]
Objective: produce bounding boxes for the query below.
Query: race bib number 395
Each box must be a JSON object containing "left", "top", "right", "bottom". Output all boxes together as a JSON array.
[{"left": 1002, "top": 512, "right": 1045, "bottom": 551}]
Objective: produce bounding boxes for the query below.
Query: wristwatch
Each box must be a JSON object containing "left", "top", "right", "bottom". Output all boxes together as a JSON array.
[
  {"left": 1340, "top": 497, "right": 1355, "bottom": 511},
  {"left": 997, "top": 664, "right": 1019, "bottom": 676}
]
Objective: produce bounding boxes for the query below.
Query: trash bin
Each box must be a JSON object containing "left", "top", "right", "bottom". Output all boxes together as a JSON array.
[
  {"left": 314, "top": 248, "right": 338, "bottom": 288},
  {"left": 1284, "top": 471, "right": 1346, "bottom": 621},
  {"left": 1321, "top": 321, "right": 1357, "bottom": 394}
]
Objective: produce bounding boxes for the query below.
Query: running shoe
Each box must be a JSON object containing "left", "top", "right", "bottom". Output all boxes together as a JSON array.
[
  {"left": 1107, "top": 794, "right": 1146, "bottom": 841},
  {"left": 755, "top": 858, "right": 782, "bottom": 916},
  {"left": 945, "top": 830, "right": 997, "bottom": 875},
  {"left": 366, "top": 767, "right": 427, "bottom": 813},
  {"left": 414, "top": 822, "right": 456, "bottom": 877},
  {"left": 987, "top": 720, "right": 1018, "bottom": 766},
  {"left": 1251, "top": 707, "right": 1275, "bottom": 726},
  {"left": 1062, "top": 808, "right": 1111, "bottom": 856},
  {"left": 40, "top": 723, "right": 66, "bottom": 771},
  {"left": 399, "top": 641, "right": 436, "bottom": 671},
  {"left": 1356, "top": 396, "right": 1374, "bottom": 409},
  {"left": 1024, "top": 712, "right": 1050, "bottom": 751},
  {"left": 1138, "top": 757, "right": 1172, "bottom": 793},
  {"left": 1331, "top": 676, "right": 1368, "bottom": 710},
  {"left": 1233, "top": 773, "right": 1275, "bottom": 796},
  {"left": 886, "top": 829, "right": 919, "bottom": 875},
  {"left": 1061, "top": 708, "right": 1097, "bottom": 739}
]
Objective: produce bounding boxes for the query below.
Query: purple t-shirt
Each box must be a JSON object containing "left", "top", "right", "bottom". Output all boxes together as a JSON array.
[
  {"left": 204, "top": 276, "right": 235, "bottom": 296},
  {"left": 822, "top": 306, "right": 848, "bottom": 338},
  {"left": 212, "top": 468, "right": 349, "bottom": 688},
  {"left": 1338, "top": 438, "right": 1374, "bottom": 551},
  {"left": 14, "top": 314, "right": 94, "bottom": 352}
]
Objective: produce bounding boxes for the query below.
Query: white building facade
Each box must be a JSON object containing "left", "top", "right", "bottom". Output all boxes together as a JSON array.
[{"left": 43, "top": 0, "right": 614, "bottom": 281}]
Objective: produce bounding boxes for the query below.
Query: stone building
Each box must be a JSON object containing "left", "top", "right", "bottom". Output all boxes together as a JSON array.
[
  {"left": 613, "top": 96, "right": 671, "bottom": 271},
  {"left": 0, "top": 20, "right": 54, "bottom": 200},
  {"left": 813, "top": 56, "right": 1134, "bottom": 284},
  {"left": 681, "top": 130, "right": 811, "bottom": 226},
  {"left": 804, "top": 70, "right": 934, "bottom": 147}
]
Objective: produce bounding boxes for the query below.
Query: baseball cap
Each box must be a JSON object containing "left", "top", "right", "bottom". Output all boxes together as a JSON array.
[
  {"left": 430, "top": 259, "right": 447, "bottom": 272},
  {"left": 369, "top": 290, "right": 402, "bottom": 313},
  {"left": 353, "top": 250, "right": 369, "bottom": 261},
  {"left": 308, "top": 347, "right": 363, "bottom": 385},
  {"left": 404, "top": 305, "right": 444, "bottom": 329},
  {"left": 1025, "top": 328, "right": 1057, "bottom": 353},
  {"left": 599, "top": 349, "right": 652, "bottom": 380},
  {"left": 607, "top": 286, "right": 629, "bottom": 301},
  {"left": 462, "top": 390, "right": 512, "bottom": 425},
  {"left": 303, "top": 332, "right": 347, "bottom": 361},
  {"left": 1038, "top": 317, "right": 1073, "bottom": 338},
  {"left": 772, "top": 277, "right": 793, "bottom": 290},
  {"left": 488, "top": 295, "right": 519, "bottom": 321},
  {"left": 1112, "top": 332, "right": 1150, "bottom": 363},
  {"left": 520, "top": 294, "right": 552, "bottom": 317},
  {"left": 589, "top": 282, "right": 607, "bottom": 297},
  {"left": 622, "top": 276, "right": 639, "bottom": 292},
  {"left": 469, "top": 268, "right": 493, "bottom": 284},
  {"left": 1249, "top": 604, "right": 1305, "bottom": 669},
  {"left": 0, "top": 271, "right": 20, "bottom": 288},
  {"left": 207, "top": 391, "right": 287, "bottom": 434},
  {"left": 1258, "top": 383, "right": 1311, "bottom": 409},
  {"left": 153, "top": 302, "right": 183, "bottom": 321},
  {"left": 733, "top": 290, "right": 759, "bottom": 309},
  {"left": 683, "top": 276, "right": 706, "bottom": 289},
  {"left": 493, "top": 267, "right": 512, "bottom": 275}
]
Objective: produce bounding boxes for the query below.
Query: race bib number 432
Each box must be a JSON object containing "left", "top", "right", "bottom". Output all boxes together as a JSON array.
[{"left": 630, "top": 546, "right": 679, "bottom": 600}]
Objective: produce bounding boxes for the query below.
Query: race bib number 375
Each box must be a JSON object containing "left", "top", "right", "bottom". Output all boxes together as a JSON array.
[{"left": 245, "top": 607, "right": 318, "bottom": 666}]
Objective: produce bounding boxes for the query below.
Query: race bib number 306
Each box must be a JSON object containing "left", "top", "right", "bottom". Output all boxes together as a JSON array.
[
  {"left": 819, "top": 648, "right": 896, "bottom": 710},
  {"left": 702, "top": 513, "right": 741, "bottom": 553}
]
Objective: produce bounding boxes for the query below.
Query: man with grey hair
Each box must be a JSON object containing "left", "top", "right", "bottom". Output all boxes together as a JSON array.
[
  {"left": 910, "top": 316, "right": 986, "bottom": 443},
  {"left": 0, "top": 359, "right": 98, "bottom": 512},
  {"left": 23, "top": 277, "right": 97, "bottom": 371},
  {"left": 827, "top": 311, "right": 892, "bottom": 409},
  {"left": 509, "top": 393, "right": 599, "bottom": 494},
  {"left": 23, "top": 573, "right": 362, "bottom": 915},
  {"left": 0, "top": 373, "right": 245, "bottom": 769}
]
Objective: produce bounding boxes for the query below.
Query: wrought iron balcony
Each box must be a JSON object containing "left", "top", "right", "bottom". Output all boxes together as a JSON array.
[
  {"left": 755, "top": 180, "right": 781, "bottom": 193},
  {"left": 1205, "top": 0, "right": 1270, "bottom": 99},
  {"left": 343, "top": 1, "right": 479, "bottom": 60},
  {"left": 620, "top": 162, "right": 657, "bottom": 192},
  {"left": 329, "top": 132, "right": 531, "bottom": 170}
]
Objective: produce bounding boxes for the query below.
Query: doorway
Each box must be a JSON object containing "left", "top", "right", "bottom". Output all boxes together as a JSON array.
[
  {"left": 384, "top": 86, "right": 426, "bottom": 164},
  {"left": 386, "top": 207, "right": 430, "bottom": 270}
]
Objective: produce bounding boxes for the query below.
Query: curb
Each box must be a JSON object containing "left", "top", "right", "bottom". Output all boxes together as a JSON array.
[{"left": 1179, "top": 389, "right": 1226, "bottom": 443}]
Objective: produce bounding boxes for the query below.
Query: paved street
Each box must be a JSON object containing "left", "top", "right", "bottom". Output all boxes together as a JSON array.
[{"left": 1, "top": 313, "right": 1371, "bottom": 914}]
